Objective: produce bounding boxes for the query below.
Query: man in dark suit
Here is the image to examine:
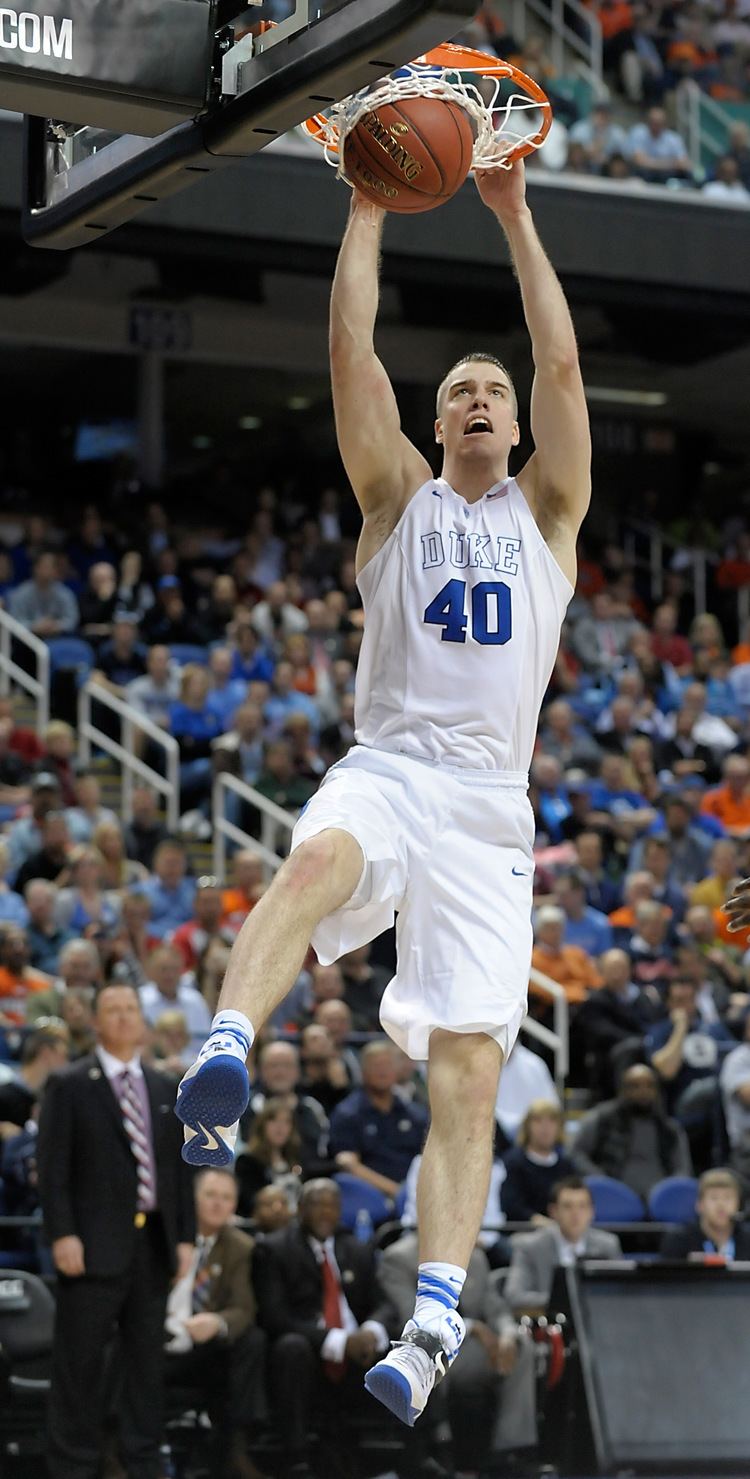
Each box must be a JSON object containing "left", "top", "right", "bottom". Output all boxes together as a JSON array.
[
  {"left": 660, "top": 1167, "right": 750, "bottom": 1259},
  {"left": 253, "top": 1178, "right": 392, "bottom": 1479},
  {"left": 165, "top": 1167, "right": 269, "bottom": 1479},
  {"left": 38, "top": 982, "right": 195, "bottom": 1479}
]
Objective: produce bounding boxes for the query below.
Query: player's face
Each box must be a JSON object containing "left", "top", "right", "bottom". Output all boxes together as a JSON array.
[{"left": 435, "top": 363, "right": 519, "bottom": 464}]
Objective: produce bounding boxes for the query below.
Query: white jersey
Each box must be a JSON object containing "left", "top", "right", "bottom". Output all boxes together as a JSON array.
[{"left": 354, "top": 474, "right": 573, "bottom": 772}]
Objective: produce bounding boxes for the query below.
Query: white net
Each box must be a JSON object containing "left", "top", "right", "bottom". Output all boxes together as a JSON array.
[{"left": 307, "top": 57, "right": 551, "bottom": 176}]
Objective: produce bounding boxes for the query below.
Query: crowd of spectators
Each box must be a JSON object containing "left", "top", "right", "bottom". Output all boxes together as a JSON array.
[
  {"left": 451, "top": 0, "right": 750, "bottom": 199},
  {"left": 2, "top": 496, "right": 750, "bottom": 1475}
]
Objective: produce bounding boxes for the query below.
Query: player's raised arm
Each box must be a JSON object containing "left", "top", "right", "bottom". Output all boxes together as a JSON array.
[
  {"left": 330, "top": 192, "right": 430, "bottom": 518},
  {"left": 475, "top": 163, "right": 591, "bottom": 551}
]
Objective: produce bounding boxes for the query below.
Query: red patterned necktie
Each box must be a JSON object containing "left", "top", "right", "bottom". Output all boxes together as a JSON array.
[{"left": 321, "top": 1248, "right": 346, "bottom": 1384}]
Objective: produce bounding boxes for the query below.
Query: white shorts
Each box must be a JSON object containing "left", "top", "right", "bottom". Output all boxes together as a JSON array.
[{"left": 290, "top": 745, "right": 535, "bottom": 1062}]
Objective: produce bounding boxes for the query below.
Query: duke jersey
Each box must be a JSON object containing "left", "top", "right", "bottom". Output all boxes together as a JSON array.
[{"left": 354, "top": 474, "right": 574, "bottom": 772}]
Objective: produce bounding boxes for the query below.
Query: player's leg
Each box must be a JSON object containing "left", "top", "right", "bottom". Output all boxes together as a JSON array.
[
  {"left": 417, "top": 1028, "right": 503, "bottom": 1266},
  {"left": 366, "top": 1029, "right": 502, "bottom": 1426},
  {"left": 177, "top": 827, "right": 363, "bottom": 1165}
]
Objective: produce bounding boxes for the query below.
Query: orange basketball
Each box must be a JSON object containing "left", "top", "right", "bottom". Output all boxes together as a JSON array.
[{"left": 342, "top": 95, "right": 475, "bottom": 213}]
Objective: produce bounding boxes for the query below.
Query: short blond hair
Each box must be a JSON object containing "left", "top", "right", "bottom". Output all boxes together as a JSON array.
[
  {"left": 518, "top": 1099, "right": 563, "bottom": 1148},
  {"left": 698, "top": 1168, "right": 740, "bottom": 1199}
]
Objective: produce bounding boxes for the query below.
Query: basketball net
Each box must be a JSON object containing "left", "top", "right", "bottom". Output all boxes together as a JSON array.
[{"left": 303, "top": 43, "right": 552, "bottom": 177}]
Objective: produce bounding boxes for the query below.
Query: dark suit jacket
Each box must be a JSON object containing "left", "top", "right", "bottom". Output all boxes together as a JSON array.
[
  {"left": 37, "top": 1053, "right": 195, "bottom": 1278},
  {"left": 660, "top": 1219, "right": 750, "bottom": 1260},
  {"left": 253, "top": 1222, "right": 390, "bottom": 1353},
  {"left": 200, "top": 1225, "right": 256, "bottom": 1343}
]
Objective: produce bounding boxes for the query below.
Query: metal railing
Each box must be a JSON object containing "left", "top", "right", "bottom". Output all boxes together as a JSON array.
[
  {"left": 78, "top": 680, "right": 180, "bottom": 830},
  {"left": 507, "top": 0, "right": 603, "bottom": 90},
  {"left": 526, "top": 967, "right": 569, "bottom": 1093},
  {"left": 0, "top": 608, "right": 49, "bottom": 735},
  {"left": 623, "top": 516, "right": 717, "bottom": 616},
  {"left": 213, "top": 770, "right": 296, "bottom": 879},
  {"left": 676, "top": 78, "right": 735, "bottom": 173}
]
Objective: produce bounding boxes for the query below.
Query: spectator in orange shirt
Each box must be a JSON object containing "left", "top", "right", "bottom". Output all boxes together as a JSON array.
[
  {"left": 0, "top": 922, "right": 51, "bottom": 1024},
  {"left": 530, "top": 906, "right": 603, "bottom": 1007},
  {"left": 701, "top": 754, "right": 750, "bottom": 836},
  {"left": 609, "top": 870, "right": 665, "bottom": 943},
  {"left": 221, "top": 848, "right": 265, "bottom": 932}
]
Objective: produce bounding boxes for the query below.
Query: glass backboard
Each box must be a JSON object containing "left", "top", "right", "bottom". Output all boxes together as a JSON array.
[{"left": 22, "top": 0, "right": 476, "bottom": 250}]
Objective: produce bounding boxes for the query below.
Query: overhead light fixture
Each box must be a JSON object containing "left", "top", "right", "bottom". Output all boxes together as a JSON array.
[
  {"left": 584, "top": 386, "right": 668, "bottom": 408},
  {"left": 238, "top": 415, "right": 262, "bottom": 430},
  {"left": 191, "top": 434, "right": 213, "bottom": 449},
  {"left": 287, "top": 395, "right": 312, "bottom": 411}
]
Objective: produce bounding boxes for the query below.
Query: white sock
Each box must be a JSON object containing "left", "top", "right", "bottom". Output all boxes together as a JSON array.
[
  {"left": 411, "top": 1261, "right": 466, "bottom": 1327},
  {"left": 209, "top": 1010, "right": 254, "bottom": 1058}
]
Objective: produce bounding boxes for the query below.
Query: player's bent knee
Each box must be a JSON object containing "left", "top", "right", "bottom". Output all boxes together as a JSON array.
[
  {"left": 277, "top": 829, "right": 364, "bottom": 913},
  {"left": 429, "top": 1031, "right": 502, "bottom": 1122}
]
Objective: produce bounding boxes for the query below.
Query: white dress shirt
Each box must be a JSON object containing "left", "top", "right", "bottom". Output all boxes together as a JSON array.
[{"left": 309, "top": 1235, "right": 388, "bottom": 1364}]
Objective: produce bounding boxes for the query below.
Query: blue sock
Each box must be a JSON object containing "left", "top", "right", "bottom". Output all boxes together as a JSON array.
[
  {"left": 412, "top": 1261, "right": 466, "bottom": 1327},
  {"left": 209, "top": 1010, "right": 254, "bottom": 1059}
]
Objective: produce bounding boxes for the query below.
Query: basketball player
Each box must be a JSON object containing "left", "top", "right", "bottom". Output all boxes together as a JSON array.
[{"left": 176, "top": 160, "right": 591, "bottom": 1427}]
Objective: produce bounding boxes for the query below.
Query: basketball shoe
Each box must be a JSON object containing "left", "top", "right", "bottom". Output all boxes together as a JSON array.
[
  {"left": 364, "top": 1312, "right": 465, "bottom": 1427},
  {"left": 176, "top": 1029, "right": 250, "bottom": 1166}
]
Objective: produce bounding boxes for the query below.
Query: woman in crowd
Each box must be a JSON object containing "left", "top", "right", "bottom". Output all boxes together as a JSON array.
[
  {"left": 92, "top": 819, "right": 148, "bottom": 889},
  {"left": 54, "top": 845, "right": 121, "bottom": 937},
  {"left": 235, "top": 1096, "right": 303, "bottom": 1218},
  {"left": 501, "top": 1099, "right": 577, "bottom": 1222}
]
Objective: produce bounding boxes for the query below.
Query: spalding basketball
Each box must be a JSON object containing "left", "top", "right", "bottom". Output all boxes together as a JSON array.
[{"left": 342, "top": 96, "right": 475, "bottom": 213}]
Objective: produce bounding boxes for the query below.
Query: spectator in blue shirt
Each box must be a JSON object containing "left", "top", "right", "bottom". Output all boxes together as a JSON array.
[
  {"left": 627, "top": 107, "right": 692, "bottom": 182},
  {"left": 264, "top": 661, "right": 320, "bottom": 740},
  {"left": 134, "top": 838, "right": 196, "bottom": 939},
  {"left": 6, "top": 773, "right": 62, "bottom": 881},
  {"left": 168, "top": 664, "right": 223, "bottom": 808},
  {"left": 555, "top": 869, "right": 614, "bottom": 957},
  {"left": 228, "top": 618, "right": 275, "bottom": 685},
  {"left": 24, "top": 879, "right": 73, "bottom": 974},
  {"left": 530, "top": 754, "right": 572, "bottom": 844},
  {"left": 646, "top": 976, "right": 734, "bottom": 1164},
  {"left": 630, "top": 795, "right": 712, "bottom": 887},
  {"left": 0, "top": 840, "right": 30, "bottom": 928},
  {"left": 205, "top": 647, "right": 248, "bottom": 731},
  {"left": 641, "top": 834, "right": 687, "bottom": 923},
  {"left": 587, "top": 753, "right": 652, "bottom": 823},
  {"left": 8, "top": 551, "right": 79, "bottom": 637},
  {"left": 329, "top": 1040, "right": 429, "bottom": 1196},
  {"left": 572, "top": 831, "right": 622, "bottom": 914}
]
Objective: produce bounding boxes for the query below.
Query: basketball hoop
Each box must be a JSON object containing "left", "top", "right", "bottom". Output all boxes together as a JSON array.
[{"left": 302, "top": 42, "right": 552, "bottom": 177}]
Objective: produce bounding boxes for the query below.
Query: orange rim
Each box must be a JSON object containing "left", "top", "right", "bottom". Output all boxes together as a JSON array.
[{"left": 302, "top": 44, "right": 552, "bottom": 162}]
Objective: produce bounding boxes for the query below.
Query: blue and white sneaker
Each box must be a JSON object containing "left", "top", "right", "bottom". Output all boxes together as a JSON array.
[
  {"left": 364, "top": 1313, "right": 465, "bottom": 1427},
  {"left": 176, "top": 1031, "right": 250, "bottom": 1167}
]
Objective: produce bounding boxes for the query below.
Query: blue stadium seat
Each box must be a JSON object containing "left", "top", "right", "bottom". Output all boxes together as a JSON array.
[
  {"left": 47, "top": 636, "right": 95, "bottom": 679},
  {"left": 168, "top": 644, "right": 208, "bottom": 667},
  {"left": 585, "top": 1175, "right": 645, "bottom": 1224},
  {"left": 648, "top": 1177, "right": 699, "bottom": 1225},
  {"left": 333, "top": 1173, "right": 392, "bottom": 1230}
]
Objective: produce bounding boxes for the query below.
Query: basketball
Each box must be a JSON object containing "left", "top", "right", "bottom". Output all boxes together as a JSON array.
[{"left": 342, "top": 96, "right": 475, "bottom": 213}]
